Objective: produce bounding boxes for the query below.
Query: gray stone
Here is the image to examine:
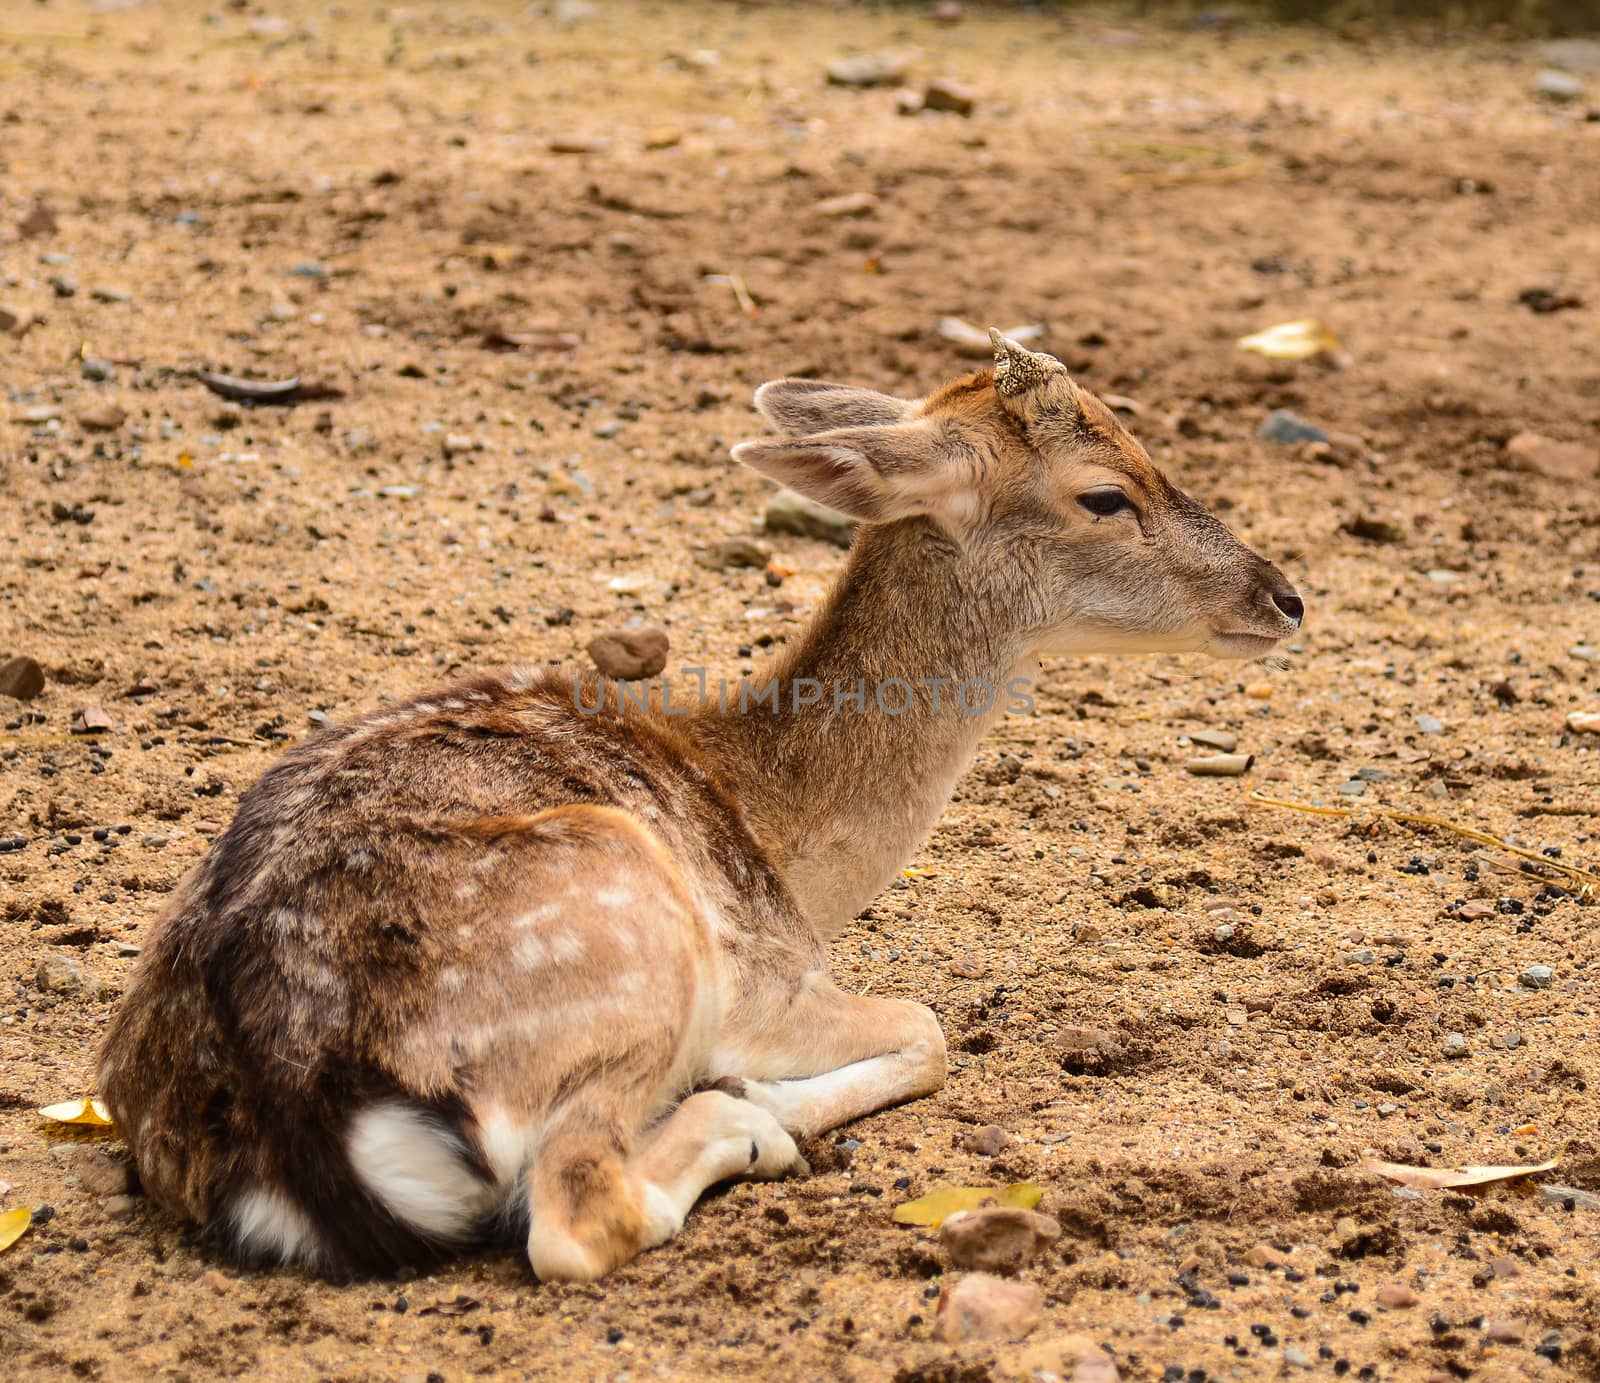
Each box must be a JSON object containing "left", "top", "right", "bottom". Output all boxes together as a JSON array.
[
  {"left": 1537, "top": 1184, "right": 1600, "bottom": 1211},
  {"left": 1539, "top": 37, "right": 1600, "bottom": 73},
  {"left": 826, "top": 52, "right": 911, "bottom": 88},
  {"left": 1258, "top": 409, "right": 1328, "bottom": 445},
  {"left": 763, "top": 489, "right": 855, "bottom": 548},
  {"left": 1337, "top": 779, "right": 1367, "bottom": 797},
  {"left": 80, "top": 357, "right": 116, "bottom": 382},
  {"left": 1442, "top": 1031, "right": 1468, "bottom": 1058},
  {"left": 1520, "top": 964, "right": 1554, "bottom": 989},
  {"left": 289, "top": 260, "right": 330, "bottom": 279},
  {"left": 1535, "top": 69, "right": 1586, "bottom": 103},
  {"left": 1415, "top": 714, "right": 1444, "bottom": 734}
]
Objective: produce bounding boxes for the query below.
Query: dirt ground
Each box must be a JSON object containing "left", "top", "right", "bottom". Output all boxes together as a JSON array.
[{"left": 3, "top": 1, "right": 1599, "bottom": 1379}]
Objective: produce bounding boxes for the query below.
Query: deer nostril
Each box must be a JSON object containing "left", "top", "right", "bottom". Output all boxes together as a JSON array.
[{"left": 1272, "top": 591, "right": 1304, "bottom": 624}]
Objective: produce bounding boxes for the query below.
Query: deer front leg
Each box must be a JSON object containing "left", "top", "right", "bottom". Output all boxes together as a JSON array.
[{"left": 712, "top": 972, "right": 947, "bottom": 1141}]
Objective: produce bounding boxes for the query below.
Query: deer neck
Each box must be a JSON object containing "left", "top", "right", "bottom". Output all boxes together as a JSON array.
[{"left": 690, "top": 520, "right": 1028, "bottom": 940}]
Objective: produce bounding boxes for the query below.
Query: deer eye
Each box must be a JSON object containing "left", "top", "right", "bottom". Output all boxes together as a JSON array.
[{"left": 1078, "top": 488, "right": 1131, "bottom": 518}]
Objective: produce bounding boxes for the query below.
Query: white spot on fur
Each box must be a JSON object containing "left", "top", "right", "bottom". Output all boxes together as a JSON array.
[
  {"left": 231, "top": 1186, "right": 319, "bottom": 1265},
  {"left": 477, "top": 1108, "right": 541, "bottom": 1185},
  {"left": 443, "top": 698, "right": 465, "bottom": 712},
  {"left": 457, "top": 924, "right": 476, "bottom": 942},
  {"left": 550, "top": 930, "right": 584, "bottom": 964},
  {"left": 472, "top": 850, "right": 504, "bottom": 875},
  {"left": 595, "top": 886, "right": 636, "bottom": 910},
  {"left": 348, "top": 1102, "right": 485, "bottom": 1240},
  {"left": 512, "top": 934, "right": 547, "bottom": 969},
  {"left": 455, "top": 880, "right": 479, "bottom": 902},
  {"left": 440, "top": 965, "right": 466, "bottom": 990},
  {"left": 512, "top": 903, "right": 558, "bottom": 930}
]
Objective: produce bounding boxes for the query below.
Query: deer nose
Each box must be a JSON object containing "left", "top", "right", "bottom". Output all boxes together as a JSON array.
[{"left": 1271, "top": 590, "right": 1304, "bottom": 626}]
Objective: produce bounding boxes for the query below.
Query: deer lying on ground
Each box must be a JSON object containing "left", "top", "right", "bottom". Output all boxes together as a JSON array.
[{"left": 100, "top": 332, "right": 1303, "bottom": 1282}]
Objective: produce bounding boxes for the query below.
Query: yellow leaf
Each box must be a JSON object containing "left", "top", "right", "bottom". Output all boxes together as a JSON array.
[
  {"left": 39, "top": 1097, "right": 115, "bottom": 1129},
  {"left": 892, "top": 1182, "right": 1044, "bottom": 1229},
  {"left": 1362, "top": 1158, "right": 1557, "bottom": 1191},
  {"left": 1236, "top": 318, "right": 1341, "bottom": 361},
  {"left": 0, "top": 1207, "right": 31, "bottom": 1254}
]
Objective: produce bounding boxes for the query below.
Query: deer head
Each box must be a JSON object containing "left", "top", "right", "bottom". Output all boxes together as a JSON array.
[{"left": 733, "top": 331, "right": 1302, "bottom": 662}]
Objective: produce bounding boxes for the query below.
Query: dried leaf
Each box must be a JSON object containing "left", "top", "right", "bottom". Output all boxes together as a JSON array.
[
  {"left": 0, "top": 1208, "right": 31, "bottom": 1254},
  {"left": 892, "top": 1182, "right": 1043, "bottom": 1229},
  {"left": 39, "top": 1097, "right": 115, "bottom": 1128},
  {"left": 1362, "top": 1158, "right": 1557, "bottom": 1191},
  {"left": 1236, "top": 318, "right": 1342, "bottom": 361},
  {"left": 194, "top": 371, "right": 345, "bottom": 405},
  {"left": 481, "top": 328, "right": 581, "bottom": 352}
]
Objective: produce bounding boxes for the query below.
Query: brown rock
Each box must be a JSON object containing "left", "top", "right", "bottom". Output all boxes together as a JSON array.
[
  {"left": 693, "top": 537, "right": 771, "bottom": 572},
  {"left": 1376, "top": 1283, "right": 1419, "bottom": 1309},
  {"left": 77, "top": 403, "right": 128, "bottom": 432},
  {"left": 947, "top": 952, "right": 987, "bottom": 979},
  {"left": 102, "top": 1193, "right": 140, "bottom": 1219},
  {"left": 19, "top": 202, "right": 58, "bottom": 238},
  {"left": 0, "top": 302, "right": 36, "bottom": 337},
  {"left": 922, "top": 78, "right": 976, "bottom": 116},
  {"left": 1244, "top": 1243, "right": 1293, "bottom": 1270},
  {"left": 1487, "top": 1253, "right": 1520, "bottom": 1280},
  {"left": 0, "top": 654, "right": 46, "bottom": 701},
  {"left": 1506, "top": 431, "right": 1600, "bottom": 482},
  {"left": 71, "top": 1148, "right": 132, "bottom": 1197},
  {"left": 1058, "top": 1025, "right": 1120, "bottom": 1055},
  {"left": 1483, "top": 1318, "right": 1525, "bottom": 1344},
  {"left": 933, "top": 1272, "right": 1043, "bottom": 1343},
  {"left": 962, "top": 1124, "right": 1012, "bottom": 1157},
  {"left": 1458, "top": 901, "right": 1496, "bottom": 920},
  {"left": 201, "top": 1269, "right": 232, "bottom": 1294},
  {"left": 932, "top": 1, "right": 965, "bottom": 23},
  {"left": 1009, "top": 1334, "right": 1120, "bottom": 1382},
  {"left": 940, "top": 1206, "right": 1061, "bottom": 1272},
  {"left": 587, "top": 627, "right": 669, "bottom": 681}
]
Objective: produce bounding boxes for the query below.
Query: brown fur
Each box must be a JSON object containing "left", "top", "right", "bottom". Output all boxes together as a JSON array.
[{"left": 101, "top": 339, "right": 1301, "bottom": 1281}]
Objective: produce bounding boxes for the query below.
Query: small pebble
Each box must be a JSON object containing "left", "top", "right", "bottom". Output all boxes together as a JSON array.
[{"left": 1258, "top": 409, "right": 1329, "bottom": 445}]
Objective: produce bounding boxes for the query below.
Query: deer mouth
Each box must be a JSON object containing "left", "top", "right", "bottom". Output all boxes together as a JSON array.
[{"left": 1208, "top": 630, "right": 1283, "bottom": 659}]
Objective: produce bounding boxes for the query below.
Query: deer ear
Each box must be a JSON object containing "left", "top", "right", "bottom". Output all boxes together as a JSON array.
[
  {"left": 752, "top": 379, "right": 917, "bottom": 436},
  {"left": 732, "top": 421, "right": 973, "bottom": 525}
]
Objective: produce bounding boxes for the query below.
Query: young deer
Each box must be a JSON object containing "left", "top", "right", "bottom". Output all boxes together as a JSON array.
[{"left": 100, "top": 333, "right": 1302, "bottom": 1282}]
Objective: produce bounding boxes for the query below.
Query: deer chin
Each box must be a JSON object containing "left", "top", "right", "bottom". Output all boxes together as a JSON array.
[{"left": 1207, "top": 630, "right": 1284, "bottom": 660}]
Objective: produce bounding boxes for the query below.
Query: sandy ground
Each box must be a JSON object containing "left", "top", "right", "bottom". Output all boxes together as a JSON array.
[{"left": 2, "top": 2, "right": 1599, "bottom": 1379}]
